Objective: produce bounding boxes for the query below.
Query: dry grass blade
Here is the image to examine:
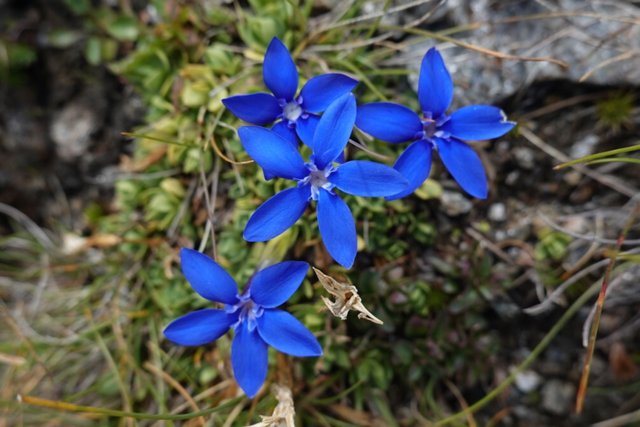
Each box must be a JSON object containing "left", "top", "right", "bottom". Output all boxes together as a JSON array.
[
  {"left": 383, "top": 26, "right": 569, "bottom": 68},
  {"left": 143, "top": 362, "right": 205, "bottom": 427},
  {"left": 0, "top": 352, "right": 26, "bottom": 366},
  {"left": 0, "top": 203, "right": 55, "bottom": 249},
  {"left": 16, "top": 394, "right": 242, "bottom": 420},
  {"left": 575, "top": 201, "right": 640, "bottom": 414},
  {"left": 315, "top": 0, "right": 437, "bottom": 33},
  {"left": 579, "top": 50, "right": 640, "bottom": 82},
  {"left": 209, "top": 135, "right": 253, "bottom": 165},
  {"left": 592, "top": 408, "right": 640, "bottom": 427},
  {"left": 313, "top": 267, "right": 383, "bottom": 325},
  {"left": 519, "top": 126, "right": 638, "bottom": 198},
  {"left": 444, "top": 379, "right": 477, "bottom": 427}
]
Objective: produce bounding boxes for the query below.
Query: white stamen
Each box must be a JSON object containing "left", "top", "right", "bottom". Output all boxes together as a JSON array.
[
  {"left": 283, "top": 102, "right": 303, "bottom": 122},
  {"left": 300, "top": 163, "right": 336, "bottom": 200}
]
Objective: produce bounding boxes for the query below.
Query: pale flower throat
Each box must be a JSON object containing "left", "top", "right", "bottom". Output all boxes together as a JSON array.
[
  {"left": 299, "top": 162, "right": 336, "bottom": 200},
  {"left": 226, "top": 292, "right": 264, "bottom": 331},
  {"left": 283, "top": 101, "right": 303, "bottom": 122}
]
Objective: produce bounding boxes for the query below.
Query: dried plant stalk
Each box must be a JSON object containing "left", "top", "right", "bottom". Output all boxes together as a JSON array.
[
  {"left": 248, "top": 384, "right": 295, "bottom": 427},
  {"left": 313, "top": 267, "right": 383, "bottom": 325}
]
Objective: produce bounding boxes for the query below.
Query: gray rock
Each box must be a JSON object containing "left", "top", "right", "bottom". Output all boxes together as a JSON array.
[
  {"left": 513, "top": 147, "right": 536, "bottom": 170},
  {"left": 514, "top": 369, "right": 542, "bottom": 393},
  {"left": 570, "top": 134, "right": 599, "bottom": 159},
  {"left": 394, "top": 0, "right": 640, "bottom": 105},
  {"left": 489, "top": 202, "right": 507, "bottom": 222},
  {"left": 440, "top": 191, "right": 473, "bottom": 216},
  {"left": 50, "top": 101, "right": 98, "bottom": 161},
  {"left": 541, "top": 379, "right": 576, "bottom": 415}
]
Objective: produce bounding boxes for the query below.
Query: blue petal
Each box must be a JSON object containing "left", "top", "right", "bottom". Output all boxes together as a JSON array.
[
  {"left": 238, "top": 126, "right": 308, "bottom": 180},
  {"left": 418, "top": 48, "right": 453, "bottom": 119},
  {"left": 436, "top": 137, "right": 488, "bottom": 199},
  {"left": 317, "top": 189, "right": 356, "bottom": 268},
  {"left": 312, "top": 93, "right": 356, "bottom": 170},
  {"left": 222, "top": 93, "right": 280, "bottom": 125},
  {"left": 329, "top": 160, "right": 408, "bottom": 197},
  {"left": 300, "top": 73, "right": 359, "bottom": 113},
  {"left": 271, "top": 121, "right": 299, "bottom": 149},
  {"left": 180, "top": 248, "right": 238, "bottom": 304},
  {"left": 386, "top": 140, "right": 433, "bottom": 200},
  {"left": 257, "top": 309, "right": 322, "bottom": 357},
  {"left": 440, "top": 105, "right": 515, "bottom": 140},
  {"left": 164, "top": 309, "right": 234, "bottom": 346},
  {"left": 249, "top": 261, "right": 309, "bottom": 308},
  {"left": 231, "top": 322, "right": 268, "bottom": 398},
  {"left": 263, "top": 37, "right": 298, "bottom": 101},
  {"left": 244, "top": 185, "right": 310, "bottom": 242},
  {"left": 295, "top": 113, "right": 320, "bottom": 147},
  {"left": 266, "top": 121, "right": 299, "bottom": 180},
  {"left": 355, "top": 102, "right": 422, "bottom": 143}
]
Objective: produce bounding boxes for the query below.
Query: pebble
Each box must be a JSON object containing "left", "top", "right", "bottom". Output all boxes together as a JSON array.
[
  {"left": 513, "top": 147, "right": 536, "bottom": 170},
  {"left": 440, "top": 191, "right": 472, "bottom": 216},
  {"left": 570, "top": 134, "right": 599, "bottom": 159},
  {"left": 50, "top": 101, "right": 98, "bottom": 161},
  {"left": 541, "top": 379, "right": 576, "bottom": 415},
  {"left": 489, "top": 203, "right": 507, "bottom": 222},
  {"left": 514, "top": 369, "right": 542, "bottom": 393}
]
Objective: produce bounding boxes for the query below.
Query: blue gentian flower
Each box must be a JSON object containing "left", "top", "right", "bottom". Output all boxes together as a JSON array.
[
  {"left": 238, "top": 93, "right": 408, "bottom": 269},
  {"left": 356, "top": 47, "right": 516, "bottom": 200},
  {"left": 164, "top": 248, "right": 322, "bottom": 398},
  {"left": 222, "top": 37, "right": 359, "bottom": 148}
]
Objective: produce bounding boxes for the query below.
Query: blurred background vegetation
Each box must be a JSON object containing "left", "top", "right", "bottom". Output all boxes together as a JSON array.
[{"left": 1, "top": 0, "right": 639, "bottom": 425}]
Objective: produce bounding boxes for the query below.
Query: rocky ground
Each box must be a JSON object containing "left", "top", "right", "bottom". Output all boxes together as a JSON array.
[{"left": 1, "top": 0, "right": 639, "bottom": 425}]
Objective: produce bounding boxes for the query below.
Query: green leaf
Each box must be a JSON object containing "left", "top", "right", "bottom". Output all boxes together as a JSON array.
[
  {"left": 2, "top": 42, "right": 37, "bottom": 69},
  {"left": 84, "top": 37, "right": 102, "bottom": 65},
  {"left": 47, "top": 30, "right": 82, "bottom": 48},
  {"left": 63, "top": 0, "right": 90, "bottom": 14},
  {"left": 106, "top": 16, "right": 140, "bottom": 41}
]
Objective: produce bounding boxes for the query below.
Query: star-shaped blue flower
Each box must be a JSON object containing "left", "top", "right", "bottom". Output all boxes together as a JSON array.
[
  {"left": 164, "top": 248, "right": 322, "bottom": 398},
  {"left": 238, "top": 93, "right": 408, "bottom": 269},
  {"left": 356, "top": 47, "right": 516, "bottom": 200},
  {"left": 222, "top": 37, "right": 359, "bottom": 148}
]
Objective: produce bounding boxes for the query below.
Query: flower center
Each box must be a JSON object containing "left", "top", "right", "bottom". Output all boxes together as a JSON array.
[
  {"left": 299, "top": 162, "right": 336, "bottom": 200},
  {"left": 422, "top": 119, "right": 438, "bottom": 138},
  {"left": 309, "top": 169, "right": 328, "bottom": 188},
  {"left": 283, "top": 101, "right": 303, "bottom": 123},
  {"left": 420, "top": 113, "right": 451, "bottom": 141},
  {"left": 226, "top": 292, "right": 264, "bottom": 331}
]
